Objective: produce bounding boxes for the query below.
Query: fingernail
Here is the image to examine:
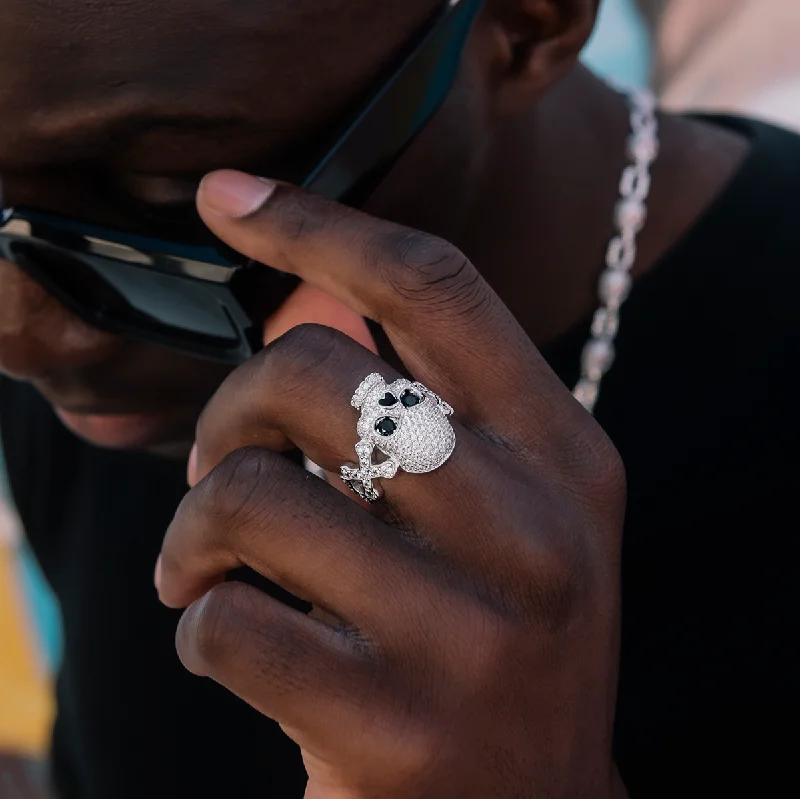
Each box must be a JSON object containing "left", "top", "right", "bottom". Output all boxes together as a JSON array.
[
  {"left": 199, "top": 170, "right": 276, "bottom": 218},
  {"left": 154, "top": 555, "right": 162, "bottom": 592},
  {"left": 187, "top": 443, "right": 198, "bottom": 486}
]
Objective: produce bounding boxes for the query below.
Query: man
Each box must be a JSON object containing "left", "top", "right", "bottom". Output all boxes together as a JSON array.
[{"left": 0, "top": 1, "right": 795, "bottom": 797}]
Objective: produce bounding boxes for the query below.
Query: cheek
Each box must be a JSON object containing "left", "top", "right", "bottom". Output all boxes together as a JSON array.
[{"left": 0, "top": 259, "right": 120, "bottom": 379}]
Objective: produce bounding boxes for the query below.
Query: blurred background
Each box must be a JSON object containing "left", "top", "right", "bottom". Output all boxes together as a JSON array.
[{"left": 2, "top": 0, "right": 800, "bottom": 778}]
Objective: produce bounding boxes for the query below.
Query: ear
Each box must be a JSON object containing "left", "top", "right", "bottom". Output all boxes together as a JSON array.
[{"left": 474, "top": 0, "right": 601, "bottom": 114}]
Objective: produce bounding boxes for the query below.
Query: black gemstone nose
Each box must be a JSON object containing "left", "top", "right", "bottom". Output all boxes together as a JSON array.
[
  {"left": 378, "top": 392, "right": 398, "bottom": 407},
  {"left": 375, "top": 417, "right": 397, "bottom": 437},
  {"left": 401, "top": 390, "right": 422, "bottom": 408}
]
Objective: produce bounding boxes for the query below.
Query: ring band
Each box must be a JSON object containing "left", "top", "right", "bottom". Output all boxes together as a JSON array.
[{"left": 340, "top": 373, "right": 456, "bottom": 502}]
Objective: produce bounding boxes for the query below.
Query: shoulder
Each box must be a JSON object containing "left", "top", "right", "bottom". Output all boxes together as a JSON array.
[
  {"left": 692, "top": 115, "right": 800, "bottom": 268},
  {"left": 632, "top": 115, "right": 800, "bottom": 357},
  {"left": 702, "top": 118, "right": 800, "bottom": 363}
]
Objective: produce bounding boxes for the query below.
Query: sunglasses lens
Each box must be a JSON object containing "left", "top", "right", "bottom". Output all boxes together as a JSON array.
[
  {"left": 11, "top": 240, "right": 128, "bottom": 311},
  {"left": 5, "top": 239, "right": 255, "bottom": 362}
]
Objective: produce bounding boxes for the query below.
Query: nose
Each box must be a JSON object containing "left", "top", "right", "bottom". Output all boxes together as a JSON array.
[{"left": 0, "top": 257, "right": 121, "bottom": 380}]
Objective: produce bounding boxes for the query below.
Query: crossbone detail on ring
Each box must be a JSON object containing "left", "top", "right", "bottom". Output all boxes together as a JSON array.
[{"left": 340, "top": 373, "right": 456, "bottom": 503}]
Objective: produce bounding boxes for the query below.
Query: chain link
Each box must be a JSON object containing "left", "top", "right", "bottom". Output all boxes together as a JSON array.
[{"left": 573, "top": 88, "right": 659, "bottom": 414}]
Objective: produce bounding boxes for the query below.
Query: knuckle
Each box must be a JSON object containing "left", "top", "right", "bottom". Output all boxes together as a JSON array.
[
  {"left": 561, "top": 418, "right": 628, "bottom": 517},
  {"left": 199, "top": 446, "right": 281, "bottom": 529},
  {"left": 258, "top": 323, "right": 350, "bottom": 403},
  {"left": 272, "top": 189, "right": 330, "bottom": 246},
  {"left": 596, "top": 439, "right": 627, "bottom": 508},
  {"left": 382, "top": 229, "right": 455, "bottom": 273},
  {"left": 267, "top": 322, "right": 343, "bottom": 375},
  {"left": 541, "top": 402, "right": 628, "bottom": 522},
  {"left": 183, "top": 582, "right": 246, "bottom": 670},
  {"left": 369, "top": 229, "right": 487, "bottom": 318},
  {"left": 196, "top": 324, "right": 352, "bottom": 450}
]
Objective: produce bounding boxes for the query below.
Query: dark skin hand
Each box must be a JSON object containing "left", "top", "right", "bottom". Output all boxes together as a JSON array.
[{"left": 157, "top": 170, "right": 628, "bottom": 799}]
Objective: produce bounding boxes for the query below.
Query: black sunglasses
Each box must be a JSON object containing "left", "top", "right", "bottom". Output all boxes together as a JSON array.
[{"left": 0, "top": 0, "right": 483, "bottom": 364}]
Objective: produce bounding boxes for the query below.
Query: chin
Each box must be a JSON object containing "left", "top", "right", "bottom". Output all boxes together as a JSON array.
[{"left": 55, "top": 408, "right": 197, "bottom": 456}]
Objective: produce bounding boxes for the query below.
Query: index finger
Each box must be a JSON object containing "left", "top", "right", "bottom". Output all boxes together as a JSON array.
[{"left": 197, "top": 170, "right": 580, "bottom": 441}]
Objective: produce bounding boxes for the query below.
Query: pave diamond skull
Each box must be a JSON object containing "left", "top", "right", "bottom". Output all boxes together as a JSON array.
[{"left": 340, "top": 374, "right": 455, "bottom": 502}]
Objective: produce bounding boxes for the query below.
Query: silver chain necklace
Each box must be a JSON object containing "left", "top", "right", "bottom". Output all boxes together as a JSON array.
[{"left": 573, "top": 87, "right": 659, "bottom": 415}]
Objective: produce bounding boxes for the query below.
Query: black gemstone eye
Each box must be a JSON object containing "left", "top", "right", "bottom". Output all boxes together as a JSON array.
[
  {"left": 375, "top": 417, "right": 397, "bottom": 437},
  {"left": 401, "top": 389, "right": 422, "bottom": 408},
  {"left": 378, "top": 392, "right": 398, "bottom": 407}
]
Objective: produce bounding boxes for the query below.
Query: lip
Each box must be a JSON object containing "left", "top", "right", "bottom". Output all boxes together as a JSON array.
[
  {"left": 55, "top": 407, "right": 195, "bottom": 450},
  {"left": 50, "top": 398, "right": 177, "bottom": 416}
]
